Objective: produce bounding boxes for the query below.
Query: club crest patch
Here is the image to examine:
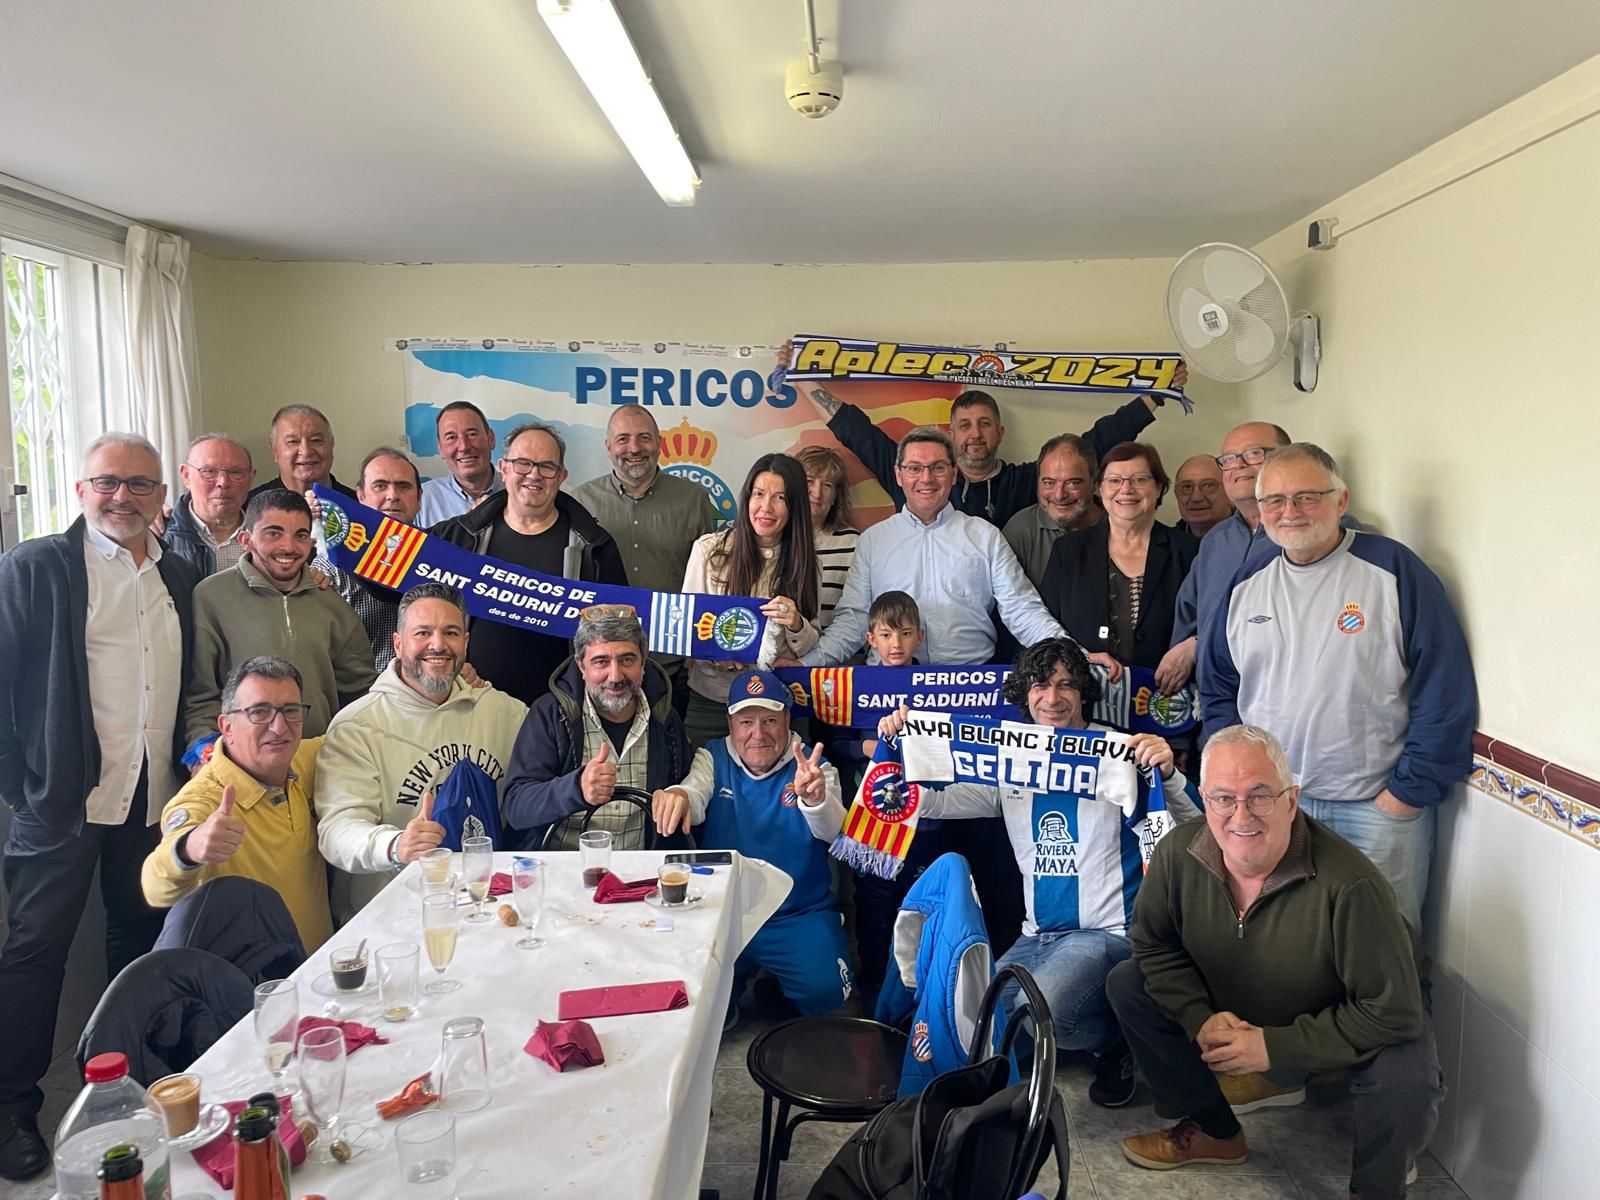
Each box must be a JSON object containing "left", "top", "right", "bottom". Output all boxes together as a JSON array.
[
  {"left": 1336, "top": 602, "right": 1366, "bottom": 635},
  {"left": 779, "top": 784, "right": 799, "bottom": 808},
  {"left": 164, "top": 809, "right": 192, "bottom": 834},
  {"left": 861, "top": 760, "right": 920, "bottom": 825},
  {"left": 912, "top": 1021, "right": 933, "bottom": 1063},
  {"left": 746, "top": 673, "right": 765, "bottom": 695}
]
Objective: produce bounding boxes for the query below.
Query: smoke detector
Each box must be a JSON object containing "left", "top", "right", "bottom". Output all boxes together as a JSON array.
[{"left": 786, "top": 58, "right": 843, "bottom": 118}]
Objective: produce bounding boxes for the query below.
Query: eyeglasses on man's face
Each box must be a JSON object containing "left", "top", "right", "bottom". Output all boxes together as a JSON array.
[
  {"left": 186, "top": 465, "right": 251, "bottom": 484},
  {"left": 85, "top": 475, "right": 161, "bottom": 496},
  {"left": 898, "top": 461, "right": 953, "bottom": 479},
  {"left": 1258, "top": 489, "right": 1337, "bottom": 515},
  {"left": 225, "top": 702, "right": 309, "bottom": 726},
  {"left": 1202, "top": 786, "right": 1291, "bottom": 816},
  {"left": 1215, "top": 446, "right": 1271, "bottom": 471},
  {"left": 502, "top": 457, "right": 563, "bottom": 478}
]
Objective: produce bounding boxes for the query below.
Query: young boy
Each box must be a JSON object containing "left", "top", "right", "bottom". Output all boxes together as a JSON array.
[{"left": 841, "top": 591, "right": 946, "bottom": 1009}]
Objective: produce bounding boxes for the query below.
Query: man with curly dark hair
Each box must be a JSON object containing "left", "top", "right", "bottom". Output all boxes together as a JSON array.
[{"left": 878, "top": 637, "right": 1202, "bottom": 1108}]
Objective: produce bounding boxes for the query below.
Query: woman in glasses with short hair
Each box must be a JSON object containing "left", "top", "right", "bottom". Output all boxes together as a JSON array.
[{"left": 1039, "top": 441, "right": 1199, "bottom": 698}]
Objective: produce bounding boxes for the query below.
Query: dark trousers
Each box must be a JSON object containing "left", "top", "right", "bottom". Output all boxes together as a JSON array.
[
  {"left": 0, "top": 767, "right": 163, "bottom": 1115},
  {"left": 1106, "top": 959, "right": 1444, "bottom": 1200}
]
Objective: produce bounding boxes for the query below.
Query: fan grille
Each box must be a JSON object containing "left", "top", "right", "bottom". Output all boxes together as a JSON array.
[{"left": 1167, "top": 243, "right": 1290, "bottom": 383}]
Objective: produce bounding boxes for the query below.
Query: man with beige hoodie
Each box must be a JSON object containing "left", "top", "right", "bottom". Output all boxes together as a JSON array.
[{"left": 316, "top": 582, "right": 526, "bottom": 920}]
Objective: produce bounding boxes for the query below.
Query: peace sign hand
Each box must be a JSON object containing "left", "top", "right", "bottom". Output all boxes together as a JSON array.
[{"left": 793, "top": 743, "right": 827, "bottom": 806}]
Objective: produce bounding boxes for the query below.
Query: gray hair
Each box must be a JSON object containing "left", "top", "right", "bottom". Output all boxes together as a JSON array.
[
  {"left": 1200, "top": 725, "right": 1294, "bottom": 792},
  {"left": 398, "top": 582, "right": 467, "bottom": 627},
  {"left": 186, "top": 432, "right": 253, "bottom": 468},
  {"left": 573, "top": 609, "right": 645, "bottom": 661},
  {"left": 358, "top": 445, "right": 421, "bottom": 490},
  {"left": 269, "top": 404, "right": 332, "bottom": 434},
  {"left": 504, "top": 421, "right": 566, "bottom": 465},
  {"left": 82, "top": 432, "right": 160, "bottom": 472},
  {"left": 221, "top": 655, "right": 303, "bottom": 714},
  {"left": 896, "top": 425, "right": 956, "bottom": 468},
  {"left": 1255, "top": 442, "right": 1348, "bottom": 498}
]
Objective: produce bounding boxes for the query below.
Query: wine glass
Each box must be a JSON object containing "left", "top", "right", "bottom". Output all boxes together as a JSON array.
[
  {"left": 461, "top": 836, "right": 494, "bottom": 924},
  {"left": 421, "top": 891, "right": 462, "bottom": 994},
  {"left": 511, "top": 856, "right": 544, "bottom": 950},
  {"left": 252, "top": 979, "right": 299, "bottom": 1093},
  {"left": 297, "top": 1024, "right": 347, "bottom": 1162}
]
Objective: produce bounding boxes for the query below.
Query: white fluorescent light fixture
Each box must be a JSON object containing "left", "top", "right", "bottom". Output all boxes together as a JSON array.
[{"left": 537, "top": 0, "right": 701, "bottom": 206}]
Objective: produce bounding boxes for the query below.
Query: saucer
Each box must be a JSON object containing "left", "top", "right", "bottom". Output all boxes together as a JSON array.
[
  {"left": 168, "top": 1102, "right": 230, "bottom": 1152},
  {"left": 643, "top": 888, "right": 704, "bottom": 910},
  {"left": 310, "top": 969, "right": 376, "bottom": 999}
]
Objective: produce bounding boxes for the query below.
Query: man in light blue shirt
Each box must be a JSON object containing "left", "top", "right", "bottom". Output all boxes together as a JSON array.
[
  {"left": 802, "top": 428, "right": 1115, "bottom": 674},
  {"left": 418, "top": 401, "right": 504, "bottom": 528}
]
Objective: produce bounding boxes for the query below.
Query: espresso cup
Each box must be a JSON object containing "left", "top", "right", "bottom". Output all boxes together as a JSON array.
[
  {"left": 330, "top": 946, "right": 368, "bottom": 992},
  {"left": 657, "top": 864, "right": 690, "bottom": 907},
  {"left": 149, "top": 1072, "right": 201, "bottom": 1137}
]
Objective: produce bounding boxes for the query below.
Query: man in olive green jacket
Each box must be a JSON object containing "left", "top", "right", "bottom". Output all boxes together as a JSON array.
[{"left": 1108, "top": 725, "right": 1441, "bottom": 1200}]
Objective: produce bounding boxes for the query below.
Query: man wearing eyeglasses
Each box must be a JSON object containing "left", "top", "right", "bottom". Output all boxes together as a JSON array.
[
  {"left": 0, "top": 433, "right": 199, "bottom": 1181},
  {"left": 1111, "top": 725, "right": 1441, "bottom": 1195},
  {"left": 432, "top": 422, "right": 627, "bottom": 706},
  {"left": 142, "top": 656, "right": 332, "bottom": 952},
  {"left": 1199, "top": 444, "right": 1476, "bottom": 937},
  {"left": 163, "top": 433, "right": 256, "bottom": 577},
  {"left": 1171, "top": 455, "right": 1233, "bottom": 549}
]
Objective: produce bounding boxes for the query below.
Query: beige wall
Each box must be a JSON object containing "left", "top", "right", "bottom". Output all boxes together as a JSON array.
[
  {"left": 1237, "top": 57, "right": 1600, "bottom": 780},
  {"left": 190, "top": 254, "right": 1241, "bottom": 525}
]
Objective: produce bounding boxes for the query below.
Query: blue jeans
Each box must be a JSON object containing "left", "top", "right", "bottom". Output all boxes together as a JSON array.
[
  {"left": 996, "top": 928, "right": 1132, "bottom": 1055},
  {"left": 1298, "top": 796, "right": 1435, "bottom": 933}
]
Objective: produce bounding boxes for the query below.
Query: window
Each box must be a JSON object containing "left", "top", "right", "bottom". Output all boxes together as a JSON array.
[{"left": 1, "top": 234, "right": 128, "bottom": 546}]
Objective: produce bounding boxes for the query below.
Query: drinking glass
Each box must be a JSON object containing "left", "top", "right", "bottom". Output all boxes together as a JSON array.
[
  {"left": 421, "top": 891, "right": 462, "bottom": 994},
  {"left": 438, "top": 1016, "right": 490, "bottom": 1113},
  {"left": 252, "top": 979, "right": 299, "bottom": 1092},
  {"left": 418, "top": 846, "right": 455, "bottom": 891},
  {"left": 511, "top": 855, "right": 545, "bottom": 950},
  {"left": 378, "top": 942, "right": 421, "bottom": 1021},
  {"left": 578, "top": 830, "right": 612, "bottom": 887},
  {"left": 461, "top": 836, "right": 494, "bottom": 924},
  {"left": 297, "top": 1025, "right": 347, "bottom": 1163},
  {"left": 395, "top": 1110, "right": 456, "bottom": 1200}
]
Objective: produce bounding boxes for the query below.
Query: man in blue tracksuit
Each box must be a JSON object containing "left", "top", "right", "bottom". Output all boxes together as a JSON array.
[
  {"left": 1200, "top": 443, "right": 1476, "bottom": 936},
  {"left": 878, "top": 639, "right": 1201, "bottom": 1108},
  {"left": 678, "top": 669, "right": 853, "bottom": 1015}
]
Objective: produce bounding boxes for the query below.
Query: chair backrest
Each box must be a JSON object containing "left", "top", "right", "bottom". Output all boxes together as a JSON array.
[
  {"left": 539, "top": 786, "right": 697, "bottom": 852},
  {"left": 76, "top": 949, "right": 254, "bottom": 1085},
  {"left": 154, "top": 875, "right": 305, "bottom": 984},
  {"left": 967, "top": 964, "right": 1058, "bottom": 1200}
]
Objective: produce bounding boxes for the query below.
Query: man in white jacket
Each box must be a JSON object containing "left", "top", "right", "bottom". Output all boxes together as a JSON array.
[{"left": 317, "top": 583, "right": 527, "bottom": 919}]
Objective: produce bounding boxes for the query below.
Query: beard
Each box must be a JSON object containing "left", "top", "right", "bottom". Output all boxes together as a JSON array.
[
  {"left": 588, "top": 682, "right": 638, "bottom": 719},
  {"left": 402, "top": 652, "right": 460, "bottom": 698}
]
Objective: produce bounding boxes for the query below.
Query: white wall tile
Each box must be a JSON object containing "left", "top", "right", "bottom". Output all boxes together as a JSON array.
[
  {"left": 1543, "top": 831, "right": 1600, "bottom": 1098},
  {"left": 1451, "top": 996, "right": 1544, "bottom": 1200},
  {"left": 1535, "top": 1057, "right": 1598, "bottom": 1200},
  {"left": 1460, "top": 797, "right": 1566, "bottom": 1047},
  {"left": 1427, "top": 785, "right": 1477, "bottom": 974}
]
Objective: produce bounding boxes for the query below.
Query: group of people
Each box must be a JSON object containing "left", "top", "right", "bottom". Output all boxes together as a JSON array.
[{"left": 0, "top": 383, "right": 1475, "bottom": 1199}]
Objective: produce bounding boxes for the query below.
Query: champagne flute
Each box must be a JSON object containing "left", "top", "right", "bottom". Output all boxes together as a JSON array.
[
  {"left": 422, "top": 891, "right": 462, "bottom": 994},
  {"left": 511, "top": 855, "right": 545, "bottom": 950},
  {"left": 252, "top": 979, "right": 299, "bottom": 1093},
  {"left": 297, "top": 1024, "right": 347, "bottom": 1163},
  {"left": 462, "top": 836, "right": 494, "bottom": 924}
]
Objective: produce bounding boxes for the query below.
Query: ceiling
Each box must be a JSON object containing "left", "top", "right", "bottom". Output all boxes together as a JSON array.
[{"left": 4, "top": 1, "right": 1599, "bottom": 264}]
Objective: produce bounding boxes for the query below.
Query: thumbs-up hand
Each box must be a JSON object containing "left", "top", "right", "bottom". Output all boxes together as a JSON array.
[
  {"left": 580, "top": 742, "right": 617, "bottom": 807},
  {"left": 187, "top": 785, "right": 247, "bottom": 863},
  {"left": 394, "top": 787, "right": 447, "bottom": 864},
  {"left": 793, "top": 743, "right": 827, "bottom": 806}
]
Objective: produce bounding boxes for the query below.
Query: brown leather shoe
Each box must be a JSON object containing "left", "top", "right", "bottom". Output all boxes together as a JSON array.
[{"left": 1122, "top": 1119, "right": 1249, "bottom": 1170}]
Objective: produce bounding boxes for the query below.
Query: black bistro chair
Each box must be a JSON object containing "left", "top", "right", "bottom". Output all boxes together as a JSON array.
[
  {"left": 539, "top": 785, "right": 695, "bottom": 852},
  {"left": 745, "top": 1014, "right": 908, "bottom": 1200}
]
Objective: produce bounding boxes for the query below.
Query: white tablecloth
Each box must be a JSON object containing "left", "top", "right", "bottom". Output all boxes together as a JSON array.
[{"left": 170, "top": 851, "right": 790, "bottom": 1199}]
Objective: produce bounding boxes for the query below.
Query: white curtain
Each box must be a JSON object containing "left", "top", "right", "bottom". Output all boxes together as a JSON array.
[{"left": 124, "top": 224, "right": 198, "bottom": 492}]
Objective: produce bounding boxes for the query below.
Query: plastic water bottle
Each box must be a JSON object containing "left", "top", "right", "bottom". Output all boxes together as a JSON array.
[{"left": 53, "top": 1052, "right": 171, "bottom": 1200}]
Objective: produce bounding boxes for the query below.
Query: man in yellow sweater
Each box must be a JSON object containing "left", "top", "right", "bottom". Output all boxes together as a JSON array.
[{"left": 142, "top": 655, "right": 333, "bottom": 951}]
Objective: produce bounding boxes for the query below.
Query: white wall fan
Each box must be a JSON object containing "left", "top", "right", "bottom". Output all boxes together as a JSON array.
[{"left": 1167, "top": 242, "right": 1321, "bottom": 392}]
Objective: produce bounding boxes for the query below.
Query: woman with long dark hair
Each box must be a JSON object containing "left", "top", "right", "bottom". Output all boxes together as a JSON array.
[{"left": 680, "top": 453, "right": 820, "bottom": 745}]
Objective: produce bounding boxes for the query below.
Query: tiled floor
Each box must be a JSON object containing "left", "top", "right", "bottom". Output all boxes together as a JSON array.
[
  {"left": 15, "top": 1022, "right": 1469, "bottom": 1200},
  {"left": 700, "top": 1017, "right": 1468, "bottom": 1200}
]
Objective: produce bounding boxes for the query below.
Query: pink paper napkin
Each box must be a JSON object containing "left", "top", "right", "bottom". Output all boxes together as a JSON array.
[
  {"left": 191, "top": 1098, "right": 306, "bottom": 1188},
  {"left": 296, "top": 1015, "right": 388, "bottom": 1054},
  {"left": 524, "top": 1019, "right": 605, "bottom": 1071},
  {"left": 592, "top": 870, "right": 658, "bottom": 903}
]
